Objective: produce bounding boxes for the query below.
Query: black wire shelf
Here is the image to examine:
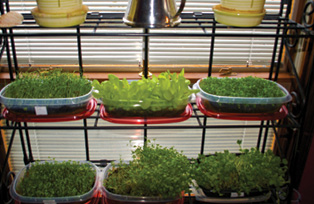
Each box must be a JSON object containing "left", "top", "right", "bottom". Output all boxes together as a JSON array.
[
  {"left": 0, "top": 12, "right": 311, "bottom": 38},
  {"left": 1, "top": 1, "right": 314, "bottom": 202}
]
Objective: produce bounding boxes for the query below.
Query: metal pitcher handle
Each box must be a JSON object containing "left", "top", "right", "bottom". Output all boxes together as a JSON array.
[{"left": 174, "top": 0, "right": 186, "bottom": 18}]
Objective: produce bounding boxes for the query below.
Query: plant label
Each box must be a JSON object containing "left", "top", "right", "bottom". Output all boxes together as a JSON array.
[
  {"left": 43, "top": 200, "right": 56, "bottom": 204},
  {"left": 35, "top": 106, "right": 48, "bottom": 115},
  {"left": 231, "top": 192, "right": 245, "bottom": 198}
]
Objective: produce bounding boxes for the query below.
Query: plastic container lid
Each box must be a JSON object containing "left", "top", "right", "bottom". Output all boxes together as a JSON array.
[
  {"left": 196, "top": 96, "right": 289, "bottom": 120},
  {"left": 101, "top": 163, "right": 184, "bottom": 203},
  {"left": 0, "top": 83, "right": 93, "bottom": 116},
  {"left": 101, "top": 98, "right": 189, "bottom": 112},
  {"left": 10, "top": 160, "right": 100, "bottom": 203},
  {"left": 2, "top": 98, "right": 97, "bottom": 122},
  {"left": 0, "top": 83, "right": 93, "bottom": 107},
  {"left": 100, "top": 103, "right": 193, "bottom": 124},
  {"left": 191, "top": 183, "right": 271, "bottom": 203},
  {"left": 194, "top": 78, "right": 292, "bottom": 105}
]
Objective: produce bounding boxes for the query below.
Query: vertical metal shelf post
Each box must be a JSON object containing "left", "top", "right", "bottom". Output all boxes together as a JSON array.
[
  {"left": 77, "top": 26, "right": 91, "bottom": 160},
  {"left": 23, "top": 122, "right": 34, "bottom": 163},
  {"left": 83, "top": 118, "right": 90, "bottom": 161},
  {"left": 17, "top": 122, "right": 29, "bottom": 165},
  {"left": 143, "top": 28, "right": 150, "bottom": 79},
  {"left": 200, "top": 117, "right": 207, "bottom": 155},
  {"left": 198, "top": 16, "right": 217, "bottom": 154},
  {"left": 0, "top": 122, "right": 18, "bottom": 187},
  {"left": 0, "top": 0, "right": 19, "bottom": 80},
  {"left": 77, "top": 27, "right": 84, "bottom": 77},
  {"left": 208, "top": 21, "right": 216, "bottom": 77},
  {"left": 1, "top": 30, "right": 14, "bottom": 80},
  {"left": 143, "top": 28, "right": 150, "bottom": 144}
]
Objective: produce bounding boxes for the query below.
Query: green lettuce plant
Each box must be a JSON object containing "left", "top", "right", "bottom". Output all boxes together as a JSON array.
[
  {"left": 92, "top": 69, "right": 199, "bottom": 116},
  {"left": 193, "top": 140, "right": 289, "bottom": 197},
  {"left": 104, "top": 140, "right": 192, "bottom": 199}
]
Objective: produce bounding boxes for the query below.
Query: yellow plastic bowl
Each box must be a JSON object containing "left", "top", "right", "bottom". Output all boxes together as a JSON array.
[
  {"left": 220, "top": 0, "right": 265, "bottom": 12},
  {"left": 213, "top": 4, "right": 266, "bottom": 27},
  {"left": 31, "top": 5, "right": 88, "bottom": 27},
  {"left": 36, "top": 0, "right": 82, "bottom": 14}
]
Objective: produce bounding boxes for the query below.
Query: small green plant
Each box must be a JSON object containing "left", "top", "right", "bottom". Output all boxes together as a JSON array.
[
  {"left": 92, "top": 69, "right": 199, "bottom": 116},
  {"left": 4, "top": 69, "right": 91, "bottom": 98},
  {"left": 16, "top": 160, "right": 96, "bottom": 197},
  {"left": 199, "top": 76, "right": 285, "bottom": 98},
  {"left": 193, "top": 140, "right": 288, "bottom": 196},
  {"left": 104, "top": 140, "right": 192, "bottom": 199}
]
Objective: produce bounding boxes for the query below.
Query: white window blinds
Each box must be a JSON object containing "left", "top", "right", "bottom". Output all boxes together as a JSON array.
[
  {"left": 1, "top": 0, "right": 286, "bottom": 71},
  {"left": 4, "top": 112, "right": 275, "bottom": 173}
]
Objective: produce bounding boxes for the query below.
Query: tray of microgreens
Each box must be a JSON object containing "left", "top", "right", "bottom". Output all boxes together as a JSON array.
[
  {"left": 192, "top": 140, "right": 289, "bottom": 203},
  {"left": 193, "top": 76, "right": 292, "bottom": 114},
  {"left": 92, "top": 69, "right": 199, "bottom": 120},
  {"left": 0, "top": 69, "right": 93, "bottom": 116},
  {"left": 101, "top": 140, "right": 191, "bottom": 204},
  {"left": 10, "top": 160, "right": 100, "bottom": 204}
]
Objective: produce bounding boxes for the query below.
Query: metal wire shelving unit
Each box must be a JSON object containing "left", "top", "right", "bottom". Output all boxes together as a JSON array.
[{"left": 1, "top": 0, "right": 314, "bottom": 203}]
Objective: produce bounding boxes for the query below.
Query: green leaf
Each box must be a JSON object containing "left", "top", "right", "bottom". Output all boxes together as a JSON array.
[
  {"left": 141, "top": 99, "right": 151, "bottom": 109},
  {"left": 163, "top": 90, "right": 173, "bottom": 101}
]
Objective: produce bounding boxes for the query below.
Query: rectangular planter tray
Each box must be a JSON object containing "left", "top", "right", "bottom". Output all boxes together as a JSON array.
[
  {"left": 0, "top": 84, "right": 93, "bottom": 116},
  {"left": 101, "top": 163, "right": 185, "bottom": 204},
  {"left": 193, "top": 79, "right": 292, "bottom": 114},
  {"left": 100, "top": 98, "right": 189, "bottom": 118},
  {"left": 191, "top": 181, "right": 271, "bottom": 203},
  {"left": 10, "top": 160, "right": 100, "bottom": 204}
]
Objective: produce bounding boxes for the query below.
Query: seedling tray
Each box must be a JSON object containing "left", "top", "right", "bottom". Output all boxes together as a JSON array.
[
  {"left": 0, "top": 84, "right": 93, "bottom": 116},
  {"left": 2, "top": 98, "right": 97, "bottom": 122},
  {"left": 101, "top": 97, "right": 190, "bottom": 117},
  {"left": 196, "top": 97, "right": 288, "bottom": 121},
  {"left": 191, "top": 184, "right": 271, "bottom": 203},
  {"left": 99, "top": 103, "right": 192, "bottom": 124},
  {"left": 200, "top": 185, "right": 270, "bottom": 198},
  {"left": 10, "top": 160, "right": 100, "bottom": 204},
  {"left": 193, "top": 78, "right": 292, "bottom": 114},
  {"left": 101, "top": 163, "right": 185, "bottom": 204}
]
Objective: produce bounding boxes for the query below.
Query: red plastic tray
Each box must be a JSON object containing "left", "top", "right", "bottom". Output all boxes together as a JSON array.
[
  {"left": 196, "top": 97, "right": 288, "bottom": 121},
  {"left": 2, "top": 98, "right": 97, "bottom": 122},
  {"left": 86, "top": 191, "right": 101, "bottom": 204},
  {"left": 100, "top": 104, "right": 193, "bottom": 124}
]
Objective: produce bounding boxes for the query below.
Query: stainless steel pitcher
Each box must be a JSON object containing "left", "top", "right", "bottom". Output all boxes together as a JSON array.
[{"left": 123, "top": 0, "right": 186, "bottom": 28}]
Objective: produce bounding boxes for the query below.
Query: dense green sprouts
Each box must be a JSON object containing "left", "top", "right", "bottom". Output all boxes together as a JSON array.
[
  {"left": 104, "top": 140, "right": 192, "bottom": 199},
  {"left": 16, "top": 160, "right": 96, "bottom": 197},
  {"left": 199, "top": 76, "right": 285, "bottom": 97},
  {"left": 193, "top": 140, "right": 289, "bottom": 196},
  {"left": 4, "top": 69, "right": 92, "bottom": 98}
]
